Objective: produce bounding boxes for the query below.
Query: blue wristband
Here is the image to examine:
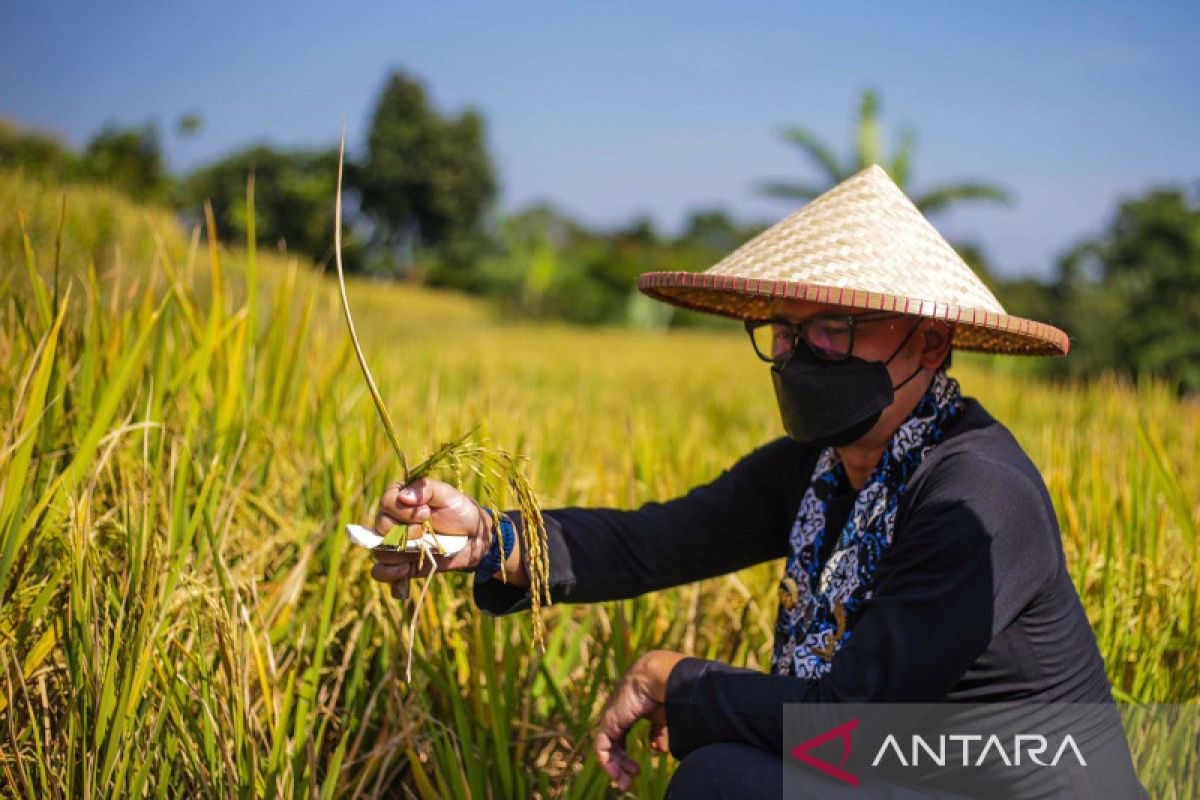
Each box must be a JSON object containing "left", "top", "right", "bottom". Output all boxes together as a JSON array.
[{"left": 475, "top": 507, "right": 516, "bottom": 583}]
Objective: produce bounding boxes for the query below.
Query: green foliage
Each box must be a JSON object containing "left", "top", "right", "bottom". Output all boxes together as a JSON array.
[
  {"left": 0, "top": 169, "right": 184, "bottom": 279},
  {"left": 356, "top": 71, "right": 497, "bottom": 282},
  {"left": 681, "top": 208, "right": 752, "bottom": 254},
  {"left": 472, "top": 206, "right": 758, "bottom": 326},
  {"left": 0, "top": 117, "right": 168, "bottom": 212},
  {"left": 175, "top": 113, "right": 203, "bottom": 138},
  {"left": 761, "top": 88, "right": 1010, "bottom": 215},
  {"left": 994, "top": 277, "right": 1061, "bottom": 331},
  {"left": 1053, "top": 186, "right": 1200, "bottom": 392},
  {"left": 0, "top": 117, "right": 170, "bottom": 208},
  {"left": 182, "top": 144, "right": 365, "bottom": 270},
  {"left": 2, "top": 76, "right": 759, "bottom": 330},
  {"left": 79, "top": 123, "right": 171, "bottom": 203},
  {"left": 0, "top": 118, "right": 79, "bottom": 182}
]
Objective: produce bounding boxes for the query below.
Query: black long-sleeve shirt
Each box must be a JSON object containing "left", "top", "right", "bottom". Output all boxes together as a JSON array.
[{"left": 471, "top": 396, "right": 1122, "bottom": 769}]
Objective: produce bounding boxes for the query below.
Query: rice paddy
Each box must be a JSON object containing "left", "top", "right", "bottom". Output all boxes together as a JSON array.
[{"left": 1, "top": 171, "right": 1197, "bottom": 797}]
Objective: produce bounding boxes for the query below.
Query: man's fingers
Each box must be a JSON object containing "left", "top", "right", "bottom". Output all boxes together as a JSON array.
[
  {"left": 386, "top": 477, "right": 443, "bottom": 509},
  {"left": 646, "top": 704, "right": 668, "bottom": 752},
  {"left": 377, "top": 501, "right": 431, "bottom": 527},
  {"left": 371, "top": 547, "right": 414, "bottom": 565},
  {"left": 649, "top": 721, "right": 670, "bottom": 753},
  {"left": 390, "top": 579, "right": 410, "bottom": 600},
  {"left": 374, "top": 512, "right": 397, "bottom": 538},
  {"left": 615, "top": 756, "right": 638, "bottom": 791},
  {"left": 397, "top": 478, "right": 431, "bottom": 505},
  {"left": 594, "top": 731, "right": 624, "bottom": 783},
  {"left": 597, "top": 698, "right": 644, "bottom": 790},
  {"left": 372, "top": 559, "right": 444, "bottom": 583},
  {"left": 371, "top": 562, "right": 410, "bottom": 582},
  {"left": 382, "top": 477, "right": 461, "bottom": 515}
]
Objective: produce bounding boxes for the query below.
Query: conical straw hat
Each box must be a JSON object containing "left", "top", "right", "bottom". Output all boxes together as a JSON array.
[{"left": 638, "top": 164, "right": 1068, "bottom": 356}]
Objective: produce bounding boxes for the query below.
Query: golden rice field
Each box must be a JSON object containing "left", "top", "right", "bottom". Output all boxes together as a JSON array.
[{"left": 0, "top": 171, "right": 1197, "bottom": 797}]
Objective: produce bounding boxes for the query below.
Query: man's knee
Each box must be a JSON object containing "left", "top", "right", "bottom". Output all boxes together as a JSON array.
[{"left": 666, "top": 742, "right": 782, "bottom": 799}]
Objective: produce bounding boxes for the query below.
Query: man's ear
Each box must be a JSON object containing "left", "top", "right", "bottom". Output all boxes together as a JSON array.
[{"left": 919, "top": 321, "right": 954, "bottom": 369}]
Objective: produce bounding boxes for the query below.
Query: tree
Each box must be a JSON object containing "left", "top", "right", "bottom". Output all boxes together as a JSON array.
[
  {"left": 0, "top": 118, "right": 78, "bottom": 181},
  {"left": 176, "top": 113, "right": 203, "bottom": 138},
  {"left": 182, "top": 144, "right": 363, "bottom": 269},
  {"left": 80, "top": 123, "right": 170, "bottom": 202},
  {"left": 760, "top": 89, "right": 1010, "bottom": 215},
  {"left": 681, "top": 209, "right": 742, "bottom": 254},
  {"left": 1055, "top": 186, "right": 1200, "bottom": 392},
  {"left": 356, "top": 71, "right": 497, "bottom": 283}
]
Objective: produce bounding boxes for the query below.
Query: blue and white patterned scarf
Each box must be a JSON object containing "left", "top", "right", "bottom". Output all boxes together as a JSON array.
[{"left": 770, "top": 369, "right": 964, "bottom": 678}]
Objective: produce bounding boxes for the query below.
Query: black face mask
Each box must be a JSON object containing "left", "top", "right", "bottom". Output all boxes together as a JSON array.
[{"left": 770, "top": 323, "right": 923, "bottom": 448}]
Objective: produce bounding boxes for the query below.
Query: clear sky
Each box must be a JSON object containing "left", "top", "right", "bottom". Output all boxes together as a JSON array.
[{"left": 2, "top": 1, "right": 1197, "bottom": 279}]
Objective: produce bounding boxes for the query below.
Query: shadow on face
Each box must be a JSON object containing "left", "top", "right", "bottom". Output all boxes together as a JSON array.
[
  {"left": 765, "top": 298, "right": 955, "bottom": 455},
  {"left": 767, "top": 299, "right": 926, "bottom": 366}
]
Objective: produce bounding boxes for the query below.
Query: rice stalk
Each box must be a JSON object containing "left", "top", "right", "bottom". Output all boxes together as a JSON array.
[{"left": 330, "top": 130, "right": 552, "bottom": 653}]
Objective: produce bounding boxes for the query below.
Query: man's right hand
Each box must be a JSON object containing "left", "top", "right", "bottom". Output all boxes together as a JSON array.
[{"left": 369, "top": 477, "right": 496, "bottom": 599}]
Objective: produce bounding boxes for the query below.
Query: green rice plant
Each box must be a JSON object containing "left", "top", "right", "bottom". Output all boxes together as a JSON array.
[
  {"left": 0, "top": 171, "right": 1196, "bottom": 797},
  {"left": 0, "top": 170, "right": 186, "bottom": 329}
]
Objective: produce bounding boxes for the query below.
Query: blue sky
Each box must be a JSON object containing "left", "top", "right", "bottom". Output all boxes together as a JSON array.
[{"left": 2, "top": 1, "right": 1197, "bottom": 279}]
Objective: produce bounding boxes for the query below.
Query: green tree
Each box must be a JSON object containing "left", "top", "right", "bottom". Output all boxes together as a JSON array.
[
  {"left": 80, "top": 123, "right": 170, "bottom": 202},
  {"left": 994, "top": 277, "right": 1060, "bottom": 333},
  {"left": 0, "top": 118, "right": 79, "bottom": 181},
  {"left": 760, "top": 89, "right": 1010, "bottom": 215},
  {"left": 176, "top": 113, "right": 203, "bottom": 138},
  {"left": 182, "top": 144, "right": 363, "bottom": 269},
  {"left": 356, "top": 71, "right": 497, "bottom": 283},
  {"left": 680, "top": 209, "right": 743, "bottom": 254},
  {"left": 1056, "top": 186, "right": 1200, "bottom": 392}
]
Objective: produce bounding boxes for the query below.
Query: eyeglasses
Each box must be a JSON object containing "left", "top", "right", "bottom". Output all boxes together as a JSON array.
[{"left": 744, "top": 311, "right": 907, "bottom": 363}]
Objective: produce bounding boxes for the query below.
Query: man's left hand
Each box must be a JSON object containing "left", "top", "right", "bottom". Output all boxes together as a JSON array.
[{"left": 594, "top": 649, "right": 687, "bottom": 791}]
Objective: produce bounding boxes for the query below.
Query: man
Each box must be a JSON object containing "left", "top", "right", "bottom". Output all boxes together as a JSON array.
[{"left": 368, "top": 166, "right": 1144, "bottom": 797}]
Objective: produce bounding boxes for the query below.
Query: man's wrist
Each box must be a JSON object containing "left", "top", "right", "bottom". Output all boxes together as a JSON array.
[
  {"left": 475, "top": 507, "right": 515, "bottom": 583},
  {"left": 638, "top": 650, "right": 689, "bottom": 704}
]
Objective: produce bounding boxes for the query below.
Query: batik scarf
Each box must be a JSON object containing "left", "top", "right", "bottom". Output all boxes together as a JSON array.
[{"left": 770, "top": 368, "right": 964, "bottom": 678}]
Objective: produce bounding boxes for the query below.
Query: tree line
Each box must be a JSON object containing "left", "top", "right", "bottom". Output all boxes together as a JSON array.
[{"left": 1, "top": 78, "right": 1196, "bottom": 390}]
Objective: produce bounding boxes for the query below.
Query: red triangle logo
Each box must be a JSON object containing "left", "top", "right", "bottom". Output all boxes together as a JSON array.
[{"left": 790, "top": 717, "right": 859, "bottom": 787}]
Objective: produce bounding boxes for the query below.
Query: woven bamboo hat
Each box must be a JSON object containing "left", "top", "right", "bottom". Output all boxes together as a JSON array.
[{"left": 638, "top": 164, "right": 1068, "bottom": 356}]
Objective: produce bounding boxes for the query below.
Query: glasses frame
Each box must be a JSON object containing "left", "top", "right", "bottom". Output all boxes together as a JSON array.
[{"left": 744, "top": 311, "right": 908, "bottom": 364}]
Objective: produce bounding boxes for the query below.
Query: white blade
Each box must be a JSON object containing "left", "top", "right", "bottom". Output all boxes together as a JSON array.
[{"left": 344, "top": 523, "right": 470, "bottom": 555}]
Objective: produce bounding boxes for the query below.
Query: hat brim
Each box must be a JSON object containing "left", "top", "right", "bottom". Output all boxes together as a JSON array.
[{"left": 638, "top": 271, "right": 1069, "bottom": 357}]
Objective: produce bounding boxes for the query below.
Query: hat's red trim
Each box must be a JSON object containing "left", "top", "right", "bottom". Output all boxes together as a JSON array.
[{"left": 637, "top": 271, "right": 1069, "bottom": 356}]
